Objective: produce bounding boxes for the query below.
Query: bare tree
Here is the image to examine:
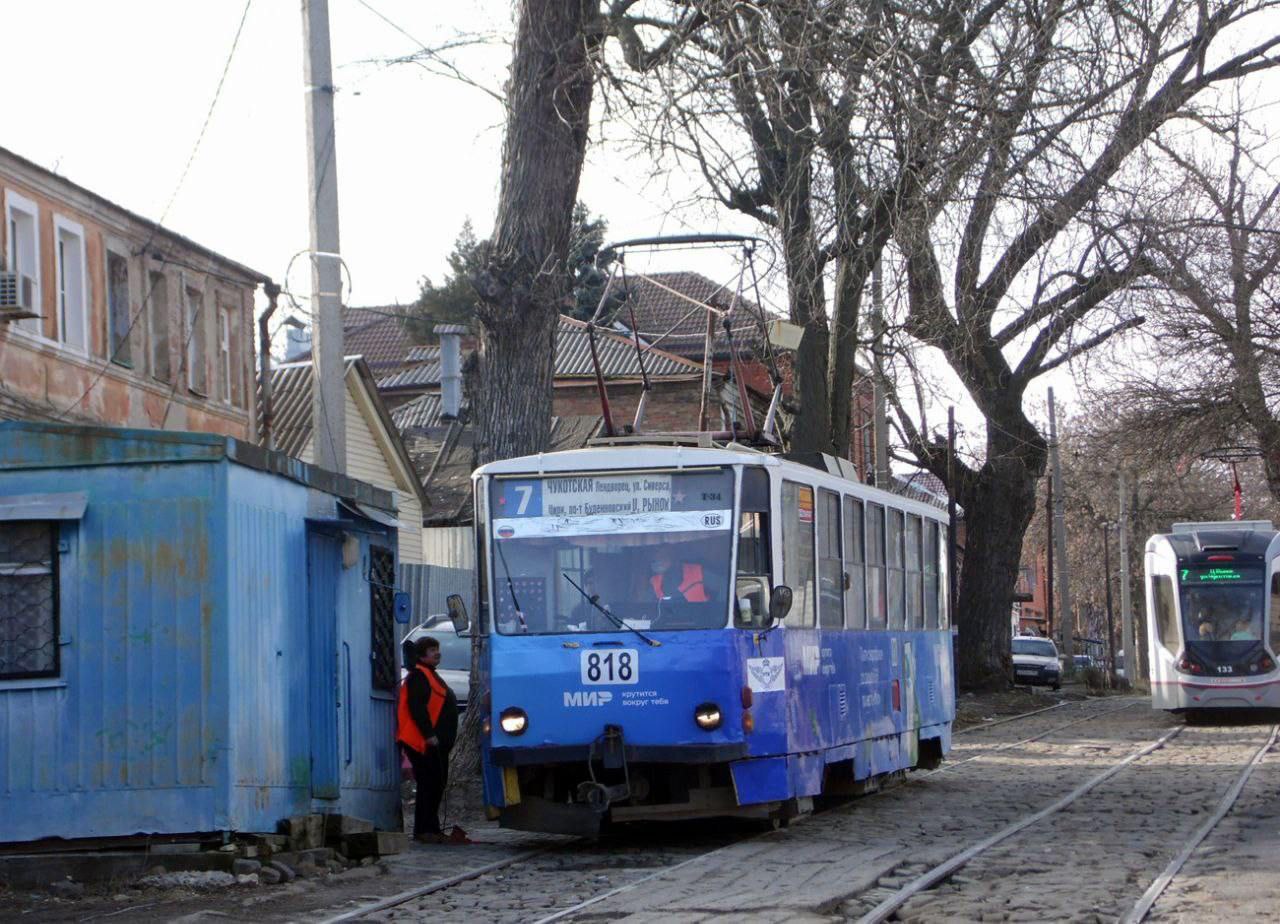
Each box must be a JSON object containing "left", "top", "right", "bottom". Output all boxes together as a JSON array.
[
  {"left": 875, "top": 0, "right": 1280, "bottom": 689},
  {"left": 1111, "top": 113, "right": 1280, "bottom": 503}
]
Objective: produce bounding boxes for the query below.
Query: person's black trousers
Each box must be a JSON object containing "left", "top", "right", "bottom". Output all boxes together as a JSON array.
[{"left": 402, "top": 743, "right": 450, "bottom": 836}]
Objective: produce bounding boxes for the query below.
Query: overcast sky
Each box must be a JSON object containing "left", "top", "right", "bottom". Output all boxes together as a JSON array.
[{"left": 1, "top": 0, "right": 755, "bottom": 319}]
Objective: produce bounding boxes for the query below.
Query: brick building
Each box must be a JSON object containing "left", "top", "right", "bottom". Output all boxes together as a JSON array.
[{"left": 0, "top": 146, "right": 268, "bottom": 436}]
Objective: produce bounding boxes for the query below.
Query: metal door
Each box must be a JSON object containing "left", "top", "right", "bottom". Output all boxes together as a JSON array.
[{"left": 307, "top": 529, "right": 342, "bottom": 800}]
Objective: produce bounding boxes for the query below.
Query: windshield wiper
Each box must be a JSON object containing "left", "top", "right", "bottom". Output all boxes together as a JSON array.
[
  {"left": 493, "top": 537, "right": 528, "bottom": 632},
  {"left": 562, "top": 572, "right": 661, "bottom": 647}
]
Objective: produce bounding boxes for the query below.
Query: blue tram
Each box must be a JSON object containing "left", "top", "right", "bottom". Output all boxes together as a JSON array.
[{"left": 452, "top": 445, "right": 955, "bottom": 834}]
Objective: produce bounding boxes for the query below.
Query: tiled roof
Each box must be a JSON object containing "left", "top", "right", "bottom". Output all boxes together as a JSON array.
[
  {"left": 617, "top": 271, "right": 771, "bottom": 360},
  {"left": 406, "top": 345, "right": 440, "bottom": 363},
  {"left": 376, "top": 314, "right": 704, "bottom": 393},
  {"left": 292, "top": 306, "right": 417, "bottom": 374},
  {"left": 392, "top": 392, "right": 465, "bottom": 432},
  {"left": 262, "top": 357, "right": 360, "bottom": 458}
]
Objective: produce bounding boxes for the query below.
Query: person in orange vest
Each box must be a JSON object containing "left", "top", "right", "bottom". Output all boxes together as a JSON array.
[
  {"left": 648, "top": 547, "right": 709, "bottom": 603},
  {"left": 397, "top": 636, "right": 458, "bottom": 844}
]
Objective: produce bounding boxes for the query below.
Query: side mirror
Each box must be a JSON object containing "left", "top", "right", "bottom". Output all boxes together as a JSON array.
[
  {"left": 768, "top": 585, "right": 793, "bottom": 626},
  {"left": 446, "top": 594, "right": 471, "bottom": 635},
  {"left": 393, "top": 592, "right": 412, "bottom": 624}
]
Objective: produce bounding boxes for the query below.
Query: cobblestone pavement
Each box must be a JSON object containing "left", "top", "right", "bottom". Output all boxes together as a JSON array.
[{"left": 1147, "top": 722, "right": 1280, "bottom": 922}]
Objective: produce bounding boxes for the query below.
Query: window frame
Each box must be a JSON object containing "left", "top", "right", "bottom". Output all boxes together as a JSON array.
[
  {"left": 843, "top": 496, "right": 866, "bottom": 629},
  {"left": 924, "top": 518, "right": 940, "bottom": 629},
  {"left": 781, "top": 480, "right": 817, "bottom": 628},
  {"left": 817, "top": 488, "right": 843, "bottom": 629},
  {"left": 218, "top": 302, "right": 234, "bottom": 404},
  {"left": 4, "top": 189, "right": 42, "bottom": 338},
  {"left": 148, "top": 269, "right": 172, "bottom": 383},
  {"left": 0, "top": 520, "right": 60, "bottom": 682},
  {"left": 368, "top": 544, "right": 398, "bottom": 692},
  {"left": 1151, "top": 573, "right": 1178, "bottom": 656},
  {"left": 184, "top": 281, "right": 208, "bottom": 396},
  {"left": 105, "top": 246, "right": 133, "bottom": 367},
  {"left": 866, "top": 502, "right": 887, "bottom": 630},
  {"left": 886, "top": 508, "right": 906, "bottom": 630},
  {"left": 905, "top": 514, "right": 923, "bottom": 629},
  {"left": 52, "top": 215, "right": 89, "bottom": 354},
  {"left": 1269, "top": 566, "right": 1280, "bottom": 654}
]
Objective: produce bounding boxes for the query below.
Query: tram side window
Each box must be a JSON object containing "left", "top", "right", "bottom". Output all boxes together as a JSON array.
[
  {"left": 734, "top": 511, "right": 772, "bottom": 628},
  {"left": 867, "top": 503, "right": 887, "bottom": 630},
  {"left": 906, "top": 514, "right": 923, "bottom": 630},
  {"left": 781, "top": 481, "right": 817, "bottom": 627},
  {"left": 844, "top": 496, "right": 866, "bottom": 629},
  {"left": 924, "top": 519, "right": 940, "bottom": 629},
  {"left": 1270, "top": 571, "right": 1280, "bottom": 651},
  {"left": 939, "top": 524, "right": 951, "bottom": 629},
  {"left": 818, "top": 489, "right": 844, "bottom": 628},
  {"left": 1151, "top": 574, "right": 1178, "bottom": 655},
  {"left": 887, "top": 509, "right": 905, "bottom": 630}
]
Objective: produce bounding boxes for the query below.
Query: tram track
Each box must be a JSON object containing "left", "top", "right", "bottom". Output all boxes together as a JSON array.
[
  {"left": 844, "top": 721, "right": 1280, "bottom": 924},
  {"left": 312, "top": 697, "right": 1144, "bottom": 923}
]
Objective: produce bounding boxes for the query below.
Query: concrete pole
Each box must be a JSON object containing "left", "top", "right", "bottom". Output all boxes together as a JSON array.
[
  {"left": 871, "top": 259, "right": 890, "bottom": 488},
  {"left": 1047, "top": 388, "right": 1075, "bottom": 676},
  {"left": 302, "top": 0, "right": 345, "bottom": 473},
  {"left": 1119, "top": 470, "right": 1136, "bottom": 683}
]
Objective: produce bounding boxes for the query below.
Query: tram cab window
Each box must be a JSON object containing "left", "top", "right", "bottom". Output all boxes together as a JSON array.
[
  {"left": 1271, "top": 571, "right": 1280, "bottom": 650},
  {"left": 781, "top": 481, "right": 817, "bottom": 627},
  {"left": 1150, "top": 575, "right": 1178, "bottom": 656},
  {"left": 818, "top": 489, "right": 844, "bottom": 629},
  {"left": 924, "top": 520, "right": 940, "bottom": 629},
  {"left": 844, "top": 496, "right": 866, "bottom": 629},
  {"left": 1180, "top": 566, "right": 1264, "bottom": 645},
  {"left": 906, "top": 515, "right": 923, "bottom": 630},
  {"left": 887, "top": 509, "right": 906, "bottom": 630},
  {"left": 866, "top": 504, "right": 888, "bottom": 630}
]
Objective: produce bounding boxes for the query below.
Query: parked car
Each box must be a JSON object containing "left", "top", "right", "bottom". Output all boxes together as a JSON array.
[
  {"left": 1073, "top": 654, "right": 1096, "bottom": 671},
  {"left": 1012, "top": 636, "right": 1061, "bottom": 690},
  {"left": 401, "top": 619, "right": 472, "bottom": 711}
]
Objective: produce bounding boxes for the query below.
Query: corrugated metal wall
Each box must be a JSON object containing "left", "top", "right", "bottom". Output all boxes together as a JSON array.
[
  {"left": 398, "top": 563, "right": 475, "bottom": 628},
  {"left": 421, "top": 526, "right": 474, "bottom": 570}
]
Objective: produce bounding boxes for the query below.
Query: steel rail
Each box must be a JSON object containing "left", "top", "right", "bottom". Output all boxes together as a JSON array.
[
  {"left": 1122, "top": 723, "right": 1280, "bottom": 924},
  {"left": 933, "top": 701, "right": 1142, "bottom": 775},
  {"left": 316, "top": 698, "right": 1130, "bottom": 922},
  {"left": 854, "top": 725, "right": 1186, "bottom": 924},
  {"left": 953, "top": 700, "right": 1069, "bottom": 735}
]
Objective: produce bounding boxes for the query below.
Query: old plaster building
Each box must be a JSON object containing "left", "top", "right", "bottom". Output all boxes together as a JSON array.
[{"left": 0, "top": 146, "right": 268, "bottom": 436}]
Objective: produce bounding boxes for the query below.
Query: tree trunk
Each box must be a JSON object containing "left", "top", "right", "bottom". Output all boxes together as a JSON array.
[
  {"left": 779, "top": 183, "right": 833, "bottom": 455},
  {"left": 955, "top": 427, "right": 1047, "bottom": 691},
  {"left": 451, "top": 0, "right": 597, "bottom": 813}
]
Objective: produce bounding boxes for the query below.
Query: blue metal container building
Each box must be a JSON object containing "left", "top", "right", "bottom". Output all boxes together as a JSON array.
[{"left": 0, "top": 422, "right": 404, "bottom": 842}]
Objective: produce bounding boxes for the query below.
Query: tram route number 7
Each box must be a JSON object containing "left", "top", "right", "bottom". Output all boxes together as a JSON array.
[{"left": 581, "top": 649, "right": 640, "bottom": 685}]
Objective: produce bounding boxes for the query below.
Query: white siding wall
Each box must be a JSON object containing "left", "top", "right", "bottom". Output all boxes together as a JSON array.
[
  {"left": 302, "top": 382, "right": 424, "bottom": 565},
  {"left": 422, "top": 526, "right": 475, "bottom": 569}
]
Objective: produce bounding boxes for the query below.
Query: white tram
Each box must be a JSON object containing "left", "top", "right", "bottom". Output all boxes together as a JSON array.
[{"left": 1145, "top": 521, "right": 1280, "bottom": 712}]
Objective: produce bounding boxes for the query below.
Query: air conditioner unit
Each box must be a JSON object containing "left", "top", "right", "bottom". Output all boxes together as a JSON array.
[{"left": 0, "top": 272, "right": 39, "bottom": 321}]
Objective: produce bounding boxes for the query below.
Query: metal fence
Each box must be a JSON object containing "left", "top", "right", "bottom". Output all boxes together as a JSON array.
[{"left": 397, "top": 563, "right": 476, "bottom": 635}]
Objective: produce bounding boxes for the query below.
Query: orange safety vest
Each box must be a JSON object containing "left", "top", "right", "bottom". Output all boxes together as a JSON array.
[
  {"left": 397, "top": 664, "right": 448, "bottom": 754},
  {"left": 650, "top": 563, "right": 708, "bottom": 603}
]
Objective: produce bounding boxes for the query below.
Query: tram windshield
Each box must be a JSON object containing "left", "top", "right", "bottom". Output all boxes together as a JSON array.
[
  {"left": 488, "top": 468, "right": 734, "bottom": 634},
  {"left": 1180, "top": 564, "right": 1265, "bottom": 644}
]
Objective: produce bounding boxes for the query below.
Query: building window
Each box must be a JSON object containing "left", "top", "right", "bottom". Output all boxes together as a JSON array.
[
  {"left": 217, "top": 303, "right": 242, "bottom": 405},
  {"left": 107, "top": 251, "right": 132, "bottom": 366},
  {"left": 148, "top": 271, "right": 171, "bottom": 382},
  {"left": 0, "top": 522, "right": 59, "bottom": 680},
  {"left": 781, "top": 481, "right": 816, "bottom": 627},
  {"left": 54, "top": 217, "right": 89, "bottom": 352},
  {"left": 185, "top": 285, "right": 208, "bottom": 395},
  {"left": 5, "top": 190, "right": 41, "bottom": 336},
  {"left": 369, "top": 545, "right": 397, "bottom": 691}
]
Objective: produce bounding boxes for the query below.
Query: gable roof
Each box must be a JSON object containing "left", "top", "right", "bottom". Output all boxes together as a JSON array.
[
  {"left": 261, "top": 356, "right": 427, "bottom": 509},
  {"left": 617, "top": 271, "right": 771, "bottom": 360}
]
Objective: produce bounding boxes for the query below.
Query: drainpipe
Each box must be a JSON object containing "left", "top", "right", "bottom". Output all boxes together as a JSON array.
[{"left": 258, "top": 281, "right": 281, "bottom": 449}]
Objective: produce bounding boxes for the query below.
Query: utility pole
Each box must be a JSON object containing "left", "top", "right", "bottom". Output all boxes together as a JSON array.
[
  {"left": 1119, "top": 471, "right": 1136, "bottom": 685},
  {"left": 1045, "top": 479, "right": 1054, "bottom": 640},
  {"left": 1047, "top": 388, "right": 1074, "bottom": 677},
  {"left": 1102, "top": 522, "right": 1116, "bottom": 686},
  {"left": 302, "top": 0, "right": 346, "bottom": 474},
  {"left": 947, "top": 406, "right": 957, "bottom": 628},
  {"left": 871, "top": 259, "right": 890, "bottom": 488}
]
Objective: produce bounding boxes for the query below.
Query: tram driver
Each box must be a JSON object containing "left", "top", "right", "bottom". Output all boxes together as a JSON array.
[{"left": 644, "top": 545, "right": 722, "bottom": 627}]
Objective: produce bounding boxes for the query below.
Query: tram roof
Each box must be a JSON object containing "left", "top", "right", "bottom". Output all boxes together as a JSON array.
[{"left": 474, "top": 445, "right": 949, "bottom": 518}]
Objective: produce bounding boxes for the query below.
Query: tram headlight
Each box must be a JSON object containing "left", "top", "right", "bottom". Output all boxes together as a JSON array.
[
  {"left": 499, "top": 707, "right": 528, "bottom": 735},
  {"left": 694, "top": 702, "right": 723, "bottom": 730}
]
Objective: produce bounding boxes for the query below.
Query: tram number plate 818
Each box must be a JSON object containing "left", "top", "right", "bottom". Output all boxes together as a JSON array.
[{"left": 581, "top": 649, "right": 639, "bottom": 685}]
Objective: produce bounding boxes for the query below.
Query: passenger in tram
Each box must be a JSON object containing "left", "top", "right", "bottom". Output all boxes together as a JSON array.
[
  {"left": 1198, "top": 618, "right": 1216, "bottom": 641},
  {"left": 1230, "top": 618, "right": 1257, "bottom": 641}
]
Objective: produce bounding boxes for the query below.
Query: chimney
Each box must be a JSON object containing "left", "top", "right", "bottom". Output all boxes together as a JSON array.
[{"left": 435, "top": 323, "right": 466, "bottom": 419}]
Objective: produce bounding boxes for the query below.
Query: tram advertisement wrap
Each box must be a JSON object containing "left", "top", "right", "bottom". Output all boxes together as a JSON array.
[{"left": 492, "top": 470, "right": 733, "bottom": 538}]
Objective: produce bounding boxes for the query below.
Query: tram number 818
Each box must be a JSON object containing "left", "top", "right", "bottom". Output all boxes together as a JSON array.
[{"left": 581, "top": 649, "right": 639, "bottom": 685}]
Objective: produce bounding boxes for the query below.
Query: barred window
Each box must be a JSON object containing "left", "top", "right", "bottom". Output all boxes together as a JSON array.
[
  {"left": 369, "top": 545, "right": 396, "bottom": 691},
  {"left": 0, "top": 522, "right": 59, "bottom": 680}
]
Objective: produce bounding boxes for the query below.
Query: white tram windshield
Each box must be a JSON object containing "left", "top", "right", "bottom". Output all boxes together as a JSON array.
[
  {"left": 488, "top": 468, "right": 734, "bottom": 634},
  {"left": 1180, "top": 564, "right": 1265, "bottom": 643}
]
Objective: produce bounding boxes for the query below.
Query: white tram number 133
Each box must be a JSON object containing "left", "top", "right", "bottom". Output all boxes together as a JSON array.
[{"left": 581, "top": 649, "right": 640, "bottom": 685}]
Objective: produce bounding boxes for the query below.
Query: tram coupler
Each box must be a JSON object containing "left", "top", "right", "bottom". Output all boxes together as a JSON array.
[
  {"left": 577, "top": 780, "right": 631, "bottom": 812},
  {"left": 578, "top": 724, "right": 630, "bottom": 813},
  {"left": 601, "top": 724, "right": 625, "bottom": 769}
]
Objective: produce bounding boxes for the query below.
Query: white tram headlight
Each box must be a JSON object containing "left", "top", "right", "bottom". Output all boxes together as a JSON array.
[
  {"left": 694, "top": 702, "right": 723, "bottom": 730},
  {"left": 499, "top": 707, "right": 528, "bottom": 735}
]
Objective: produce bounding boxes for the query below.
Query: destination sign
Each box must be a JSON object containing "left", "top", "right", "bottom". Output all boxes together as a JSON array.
[{"left": 1180, "top": 565, "right": 1262, "bottom": 584}]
